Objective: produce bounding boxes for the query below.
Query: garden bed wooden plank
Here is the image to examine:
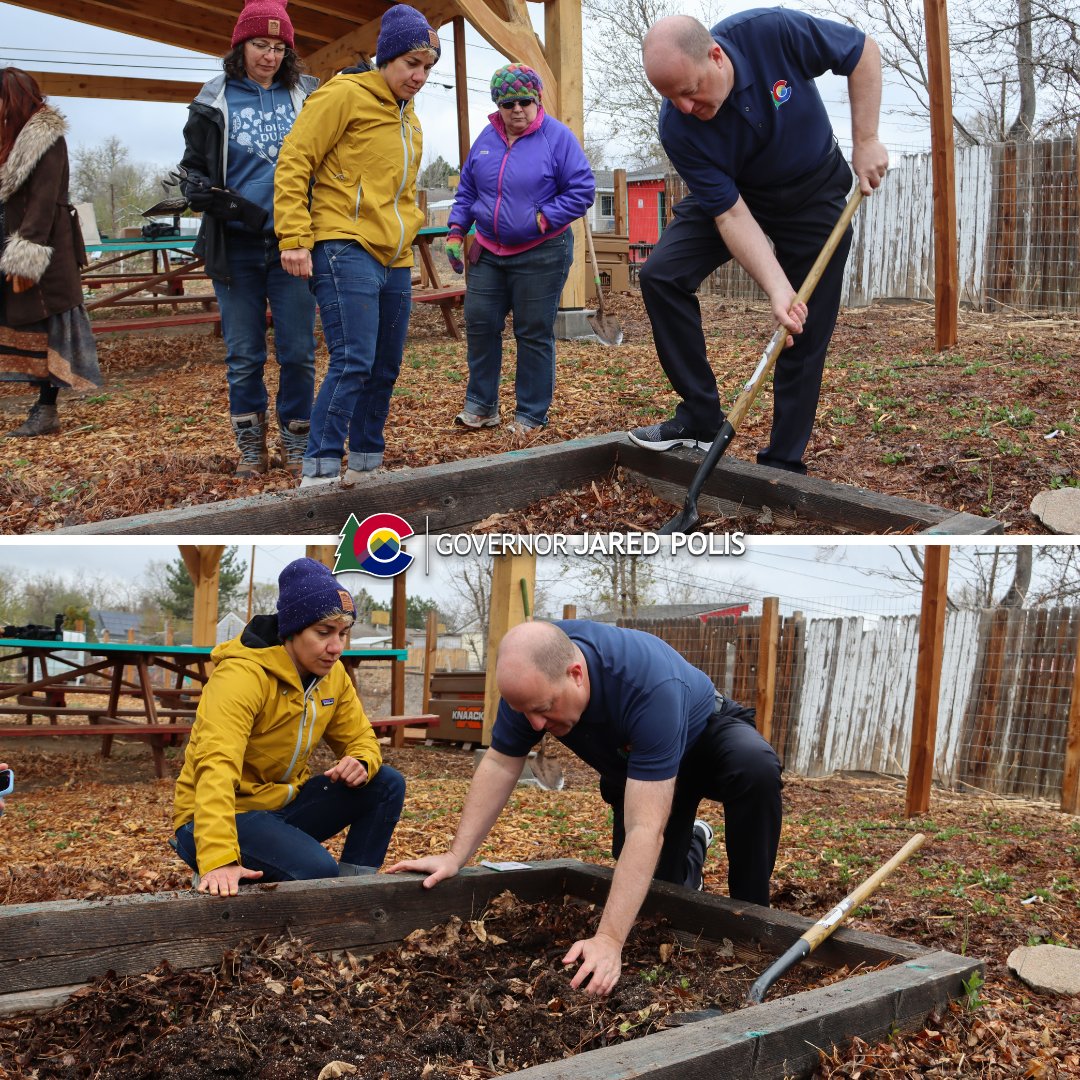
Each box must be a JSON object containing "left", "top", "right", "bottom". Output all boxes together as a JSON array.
[
  {"left": 506, "top": 951, "right": 980, "bottom": 1079},
  {"left": 0, "top": 860, "right": 981, "bottom": 1077},
  {"left": 57, "top": 434, "right": 1002, "bottom": 535}
]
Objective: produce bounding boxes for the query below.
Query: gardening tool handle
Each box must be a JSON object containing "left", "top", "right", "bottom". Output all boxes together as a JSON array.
[
  {"left": 746, "top": 832, "right": 925, "bottom": 1004},
  {"left": 727, "top": 187, "right": 862, "bottom": 430},
  {"left": 656, "top": 185, "right": 863, "bottom": 534},
  {"left": 582, "top": 217, "right": 607, "bottom": 317}
]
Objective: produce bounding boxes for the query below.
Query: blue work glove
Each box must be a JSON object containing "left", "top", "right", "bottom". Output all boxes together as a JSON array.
[{"left": 446, "top": 232, "right": 465, "bottom": 275}]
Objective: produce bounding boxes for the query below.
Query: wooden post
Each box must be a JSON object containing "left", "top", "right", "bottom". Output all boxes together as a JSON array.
[
  {"left": 165, "top": 620, "right": 174, "bottom": 647},
  {"left": 180, "top": 546, "right": 224, "bottom": 649},
  {"left": 390, "top": 568, "right": 407, "bottom": 747},
  {"left": 1061, "top": 616, "right": 1080, "bottom": 815},
  {"left": 545, "top": 0, "right": 587, "bottom": 312},
  {"left": 613, "top": 169, "right": 627, "bottom": 236},
  {"left": 305, "top": 545, "right": 336, "bottom": 569},
  {"left": 756, "top": 597, "right": 780, "bottom": 744},
  {"left": 562, "top": 604, "right": 577, "bottom": 620},
  {"left": 482, "top": 554, "right": 536, "bottom": 745},
  {"left": 453, "top": 16, "right": 470, "bottom": 171},
  {"left": 906, "top": 546, "right": 950, "bottom": 816},
  {"left": 422, "top": 609, "right": 438, "bottom": 714},
  {"left": 126, "top": 628, "right": 136, "bottom": 686},
  {"left": 923, "top": 0, "right": 959, "bottom": 348}
]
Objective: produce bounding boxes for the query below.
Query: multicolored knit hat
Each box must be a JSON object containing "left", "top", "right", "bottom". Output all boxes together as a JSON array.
[
  {"left": 231, "top": 0, "right": 295, "bottom": 48},
  {"left": 490, "top": 64, "right": 542, "bottom": 105}
]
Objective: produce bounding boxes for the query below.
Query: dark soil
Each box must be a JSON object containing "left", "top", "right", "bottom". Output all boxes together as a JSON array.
[{"left": 3, "top": 890, "right": 818, "bottom": 1079}]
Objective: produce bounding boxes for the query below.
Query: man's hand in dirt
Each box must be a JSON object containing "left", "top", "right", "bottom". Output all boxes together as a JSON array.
[
  {"left": 385, "top": 852, "right": 462, "bottom": 889},
  {"left": 199, "top": 862, "right": 264, "bottom": 896},
  {"left": 562, "top": 932, "right": 622, "bottom": 996},
  {"left": 324, "top": 756, "right": 368, "bottom": 787}
]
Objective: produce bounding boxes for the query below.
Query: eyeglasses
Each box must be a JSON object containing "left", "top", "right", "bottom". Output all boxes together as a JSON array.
[
  {"left": 498, "top": 98, "right": 535, "bottom": 110},
  {"left": 249, "top": 40, "right": 288, "bottom": 55}
]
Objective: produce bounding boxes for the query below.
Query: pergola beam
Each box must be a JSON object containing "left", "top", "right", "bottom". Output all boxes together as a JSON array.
[{"left": 27, "top": 72, "right": 201, "bottom": 104}]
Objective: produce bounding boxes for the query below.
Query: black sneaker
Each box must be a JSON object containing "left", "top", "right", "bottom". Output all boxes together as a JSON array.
[{"left": 627, "top": 419, "right": 713, "bottom": 452}]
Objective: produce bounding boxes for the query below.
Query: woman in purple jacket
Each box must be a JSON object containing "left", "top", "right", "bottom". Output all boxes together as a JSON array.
[{"left": 446, "top": 65, "right": 594, "bottom": 441}]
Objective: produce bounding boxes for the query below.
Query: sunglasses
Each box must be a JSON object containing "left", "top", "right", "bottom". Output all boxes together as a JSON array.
[{"left": 498, "top": 98, "right": 535, "bottom": 110}]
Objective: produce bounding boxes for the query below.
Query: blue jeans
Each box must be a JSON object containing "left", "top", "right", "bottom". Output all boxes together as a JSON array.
[
  {"left": 463, "top": 230, "right": 573, "bottom": 428},
  {"left": 304, "top": 240, "right": 412, "bottom": 476},
  {"left": 212, "top": 231, "right": 317, "bottom": 424},
  {"left": 173, "top": 764, "right": 405, "bottom": 881}
]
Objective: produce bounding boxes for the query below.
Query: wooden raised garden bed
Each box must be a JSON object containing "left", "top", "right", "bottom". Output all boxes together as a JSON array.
[
  {"left": 58, "top": 434, "right": 1002, "bottom": 535},
  {"left": 1, "top": 859, "right": 981, "bottom": 1078}
]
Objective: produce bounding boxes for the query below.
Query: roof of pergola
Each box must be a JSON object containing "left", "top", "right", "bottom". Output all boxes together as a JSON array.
[{"left": 6, "top": 0, "right": 567, "bottom": 112}]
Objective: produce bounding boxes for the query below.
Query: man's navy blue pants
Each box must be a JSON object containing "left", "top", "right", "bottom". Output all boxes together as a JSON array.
[
  {"left": 639, "top": 145, "right": 854, "bottom": 473},
  {"left": 600, "top": 696, "right": 783, "bottom": 907}
]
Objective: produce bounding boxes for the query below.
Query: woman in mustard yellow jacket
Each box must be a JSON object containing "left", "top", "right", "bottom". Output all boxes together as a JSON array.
[
  {"left": 275, "top": 4, "right": 440, "bottom": 488},
  {"left": 172, "top": 558, "right": 405, "bottom": 896}
]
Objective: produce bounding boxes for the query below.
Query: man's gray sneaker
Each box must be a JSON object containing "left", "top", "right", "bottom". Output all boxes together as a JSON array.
[
  {"left": 627, "top": 419, "right": 713, "bottom": 452},
  {"left": 692, "top": 819, "right": 715, "bottom": 891}
]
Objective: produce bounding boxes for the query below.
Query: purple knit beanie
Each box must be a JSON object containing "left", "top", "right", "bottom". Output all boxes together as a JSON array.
[
  {"left": 490, "top": 63, "right": 543, "bottom": 105},
  {"left": 232, "top": 0, "right": 295, "bottom": 48},
  {"left": 376, "top": 4, "right": 441, "bottom": 65},
  {"left": 276, "top": 558, "right": 356, "bottom": 640}
]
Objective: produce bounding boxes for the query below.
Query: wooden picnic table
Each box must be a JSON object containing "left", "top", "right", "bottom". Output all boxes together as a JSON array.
[
  {"left": 413, "top": 225, "right": 465, "bottom": 339},
  {"left": 82, "top": 237, "right": 220, "bottom": 335},
  {"left": 0, "top": 639, "right": 429, "bottom": 775}
]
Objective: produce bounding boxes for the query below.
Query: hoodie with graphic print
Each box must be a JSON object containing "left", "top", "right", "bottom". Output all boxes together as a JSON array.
[
  {"left": 172, "top": 613, "right": 382, "bottom": 876},
  {"left": 274, "top": 69, "right": 424, "bottom": 268}
]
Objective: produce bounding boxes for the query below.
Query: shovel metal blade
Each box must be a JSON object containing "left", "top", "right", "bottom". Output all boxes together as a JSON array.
[
  {"left": 588, "top": 312, "right": 623, "bottom": 346},
  {"left": 530, "top": 749, "right": 565, "bottom": 791},
  {"left": 657, "top": 503, "right": 701, "bottom": 535}
]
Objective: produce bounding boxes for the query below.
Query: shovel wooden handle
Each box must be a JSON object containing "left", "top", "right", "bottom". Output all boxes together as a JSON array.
[
  {"left": 747, "top": 832, "right": 925, "bottom": 1003},
  {"left": 728, "top": 187, "right": 862, "bottom": 429}
]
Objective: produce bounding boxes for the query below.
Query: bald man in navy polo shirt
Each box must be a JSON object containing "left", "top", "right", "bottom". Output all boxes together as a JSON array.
[
  {"left": 388, "top": 619, "right": 782, "bottom": 997},
  {"left": 627, "top": 10, "right": 888, "bottom": 474}
]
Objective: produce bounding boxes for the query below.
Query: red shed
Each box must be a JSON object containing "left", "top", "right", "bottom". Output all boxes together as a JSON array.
[{"left": 626, "top": 166, "right": 669, "bottom": 261}]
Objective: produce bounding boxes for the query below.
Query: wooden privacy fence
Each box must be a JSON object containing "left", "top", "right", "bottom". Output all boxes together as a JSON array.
[
  {"left": 619, "top": 605, "right": 1079, "bottom": 803},
  {"left": 664, "top": 135, "right": 1078, "bottom": 314}
]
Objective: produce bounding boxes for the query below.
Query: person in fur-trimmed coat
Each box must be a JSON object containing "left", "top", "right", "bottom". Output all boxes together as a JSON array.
[{"left": 0, "top": 68, "right": 100, "bottom": 438}]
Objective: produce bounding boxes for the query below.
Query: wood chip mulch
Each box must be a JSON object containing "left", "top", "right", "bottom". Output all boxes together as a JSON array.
[{"left": 0, "top": 296, "right": 1076, "bottom": 532}]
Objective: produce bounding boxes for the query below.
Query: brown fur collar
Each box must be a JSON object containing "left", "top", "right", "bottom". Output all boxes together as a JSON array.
[{"left": 0, "top": 106, "right": 67, "bottom": 202}]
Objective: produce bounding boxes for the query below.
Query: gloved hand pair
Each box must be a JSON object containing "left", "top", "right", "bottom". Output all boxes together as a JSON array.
[{"left": 445, "top": 231, "right": 465, "bottom": 275}]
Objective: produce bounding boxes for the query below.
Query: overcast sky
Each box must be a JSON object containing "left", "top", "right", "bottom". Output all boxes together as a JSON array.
[
  {"left": 0, "top": 0, "right": 931, "bottom": 180},
  {"left": 0, "top": 536, "right": 1040, "bottom": 625}
]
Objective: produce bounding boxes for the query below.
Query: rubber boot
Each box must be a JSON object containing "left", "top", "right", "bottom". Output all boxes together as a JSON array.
[
  {"left": 278, "top": 418, "right": 310, "bottom": 478},
  {"left": 7, "top": 403, "right": 60, "bottom": 437},
  {"left": 231, "top": 412, "right": 270, "bottom": 477}
]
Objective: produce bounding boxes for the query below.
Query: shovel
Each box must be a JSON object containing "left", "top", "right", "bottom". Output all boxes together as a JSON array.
[
  {"left": 583, "top": 217, "right": 624, "bottom": 345},
  {"left": 656, "top": 187, "right": 863, "bottom": 535},
  {"left": 746, "top": 832, "right": 925, "bottom": 1004},
  {"left": 518, "top": 578, "right": 565, "bottom": 791}
]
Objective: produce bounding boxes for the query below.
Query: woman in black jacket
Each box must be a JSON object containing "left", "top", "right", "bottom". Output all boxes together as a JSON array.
[
  {"left": 0, "top": 68, "right": 101, "bottom": 437},
  {"left": 178, "top": 0, "right": 319, "bottom": 477}
]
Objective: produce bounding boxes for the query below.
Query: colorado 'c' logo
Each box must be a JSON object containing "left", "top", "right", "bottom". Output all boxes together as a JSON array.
[
  {"left": 334, "top": 512, "right": 414, "bottom": 578},
  {"left": 771, "top": 80, "right": 791, "bottom": 109}
]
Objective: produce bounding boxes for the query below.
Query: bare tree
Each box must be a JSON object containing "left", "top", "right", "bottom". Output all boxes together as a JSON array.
[
  {"left": 581, "top": 0, "right": 682, "bottom": 168},
  {"left": 71, "top": 137, "right": 171, "bottom": 236},
  {"left": 834, "top": 545, "right": 1077, "bottom": 611},
  {"left": 819, "top": 0, "right": 1080, "bottom": 143}
]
